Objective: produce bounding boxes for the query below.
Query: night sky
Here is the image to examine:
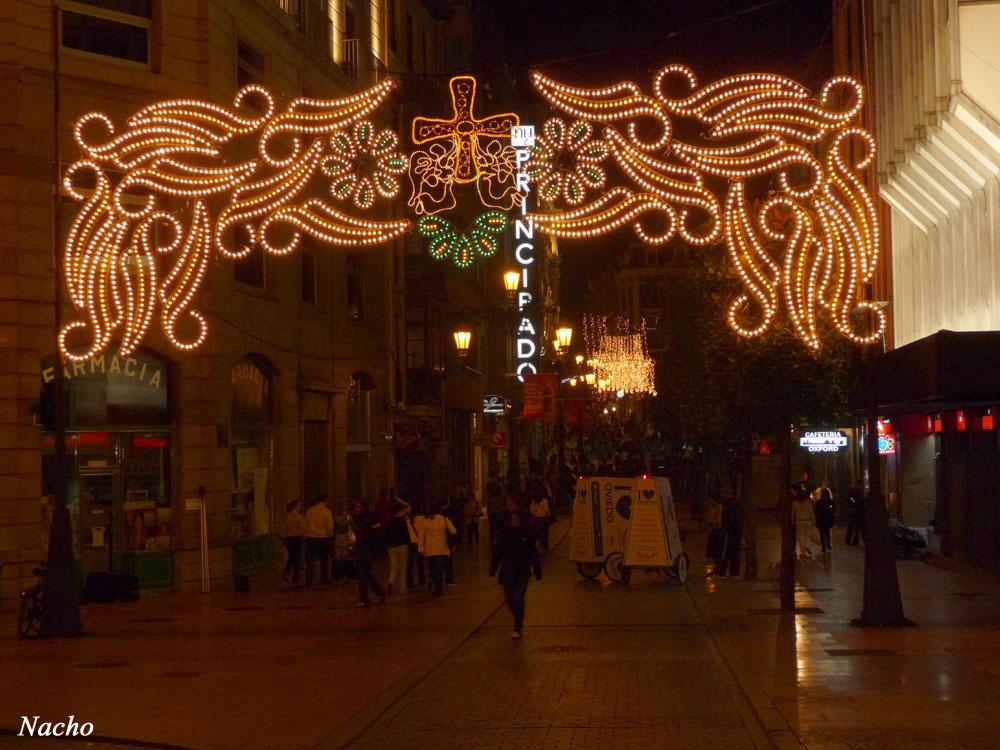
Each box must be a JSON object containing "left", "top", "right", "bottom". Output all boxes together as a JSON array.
[{"left": 480, "top": 0, "right": 835, "bottom": 320}]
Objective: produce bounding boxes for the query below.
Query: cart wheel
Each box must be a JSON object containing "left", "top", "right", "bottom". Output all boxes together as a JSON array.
[
  {"left": 576, "top": 562, "right": 602, "bottom": 580},
  {"left": 603, "top": 552, "right": 626, "bottom": 583},
  {"left": 673, "top": 553, "right": 689, "bottom": 584}
]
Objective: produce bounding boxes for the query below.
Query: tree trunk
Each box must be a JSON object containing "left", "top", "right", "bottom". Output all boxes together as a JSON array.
[
  {"left": 741, "top": 434, "right": 758, "bottom": 580},
  {"left": 777, "top": 424, "right": 795, "bottom": 612},
  {"left": 856, "top": 352, "right": 910, "bottom": 626}
]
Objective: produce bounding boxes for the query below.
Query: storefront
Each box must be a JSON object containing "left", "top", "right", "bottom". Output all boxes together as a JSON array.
[{"left": 40, "top": 349, "right": 175, "bottom": 587}]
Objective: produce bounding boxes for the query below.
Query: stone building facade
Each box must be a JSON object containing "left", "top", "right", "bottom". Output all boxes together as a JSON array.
[{"left": 0, "top": 0, "right": 455, "bottom": 600}]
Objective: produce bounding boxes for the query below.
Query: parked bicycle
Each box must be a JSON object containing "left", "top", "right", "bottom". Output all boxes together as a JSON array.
[{"left": 18, "top": 567, "right": 45, "bottom": 639}]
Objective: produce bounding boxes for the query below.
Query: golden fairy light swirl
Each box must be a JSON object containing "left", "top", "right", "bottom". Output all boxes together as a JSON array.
[
  {"left": 60, "top": 81, "right": 411, "bottom": 361},
  {"left": 529, "top": 64, "right": 884, "bottom": 349}
]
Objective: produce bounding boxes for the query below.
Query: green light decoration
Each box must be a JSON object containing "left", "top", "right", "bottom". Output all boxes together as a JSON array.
[{"left": 417, "top": 211, "right": 507, "bottom": 269}]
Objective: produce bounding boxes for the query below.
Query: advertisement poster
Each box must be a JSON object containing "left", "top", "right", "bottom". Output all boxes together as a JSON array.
[
  {"left": 569, "top": 476, "right": 633, "bottom": 563},
  {"left": 522, "top": 372, "right": 557, "bottom": 420},
  {"left": 624, "top": 476, "right": 679, "bottom": 567}
]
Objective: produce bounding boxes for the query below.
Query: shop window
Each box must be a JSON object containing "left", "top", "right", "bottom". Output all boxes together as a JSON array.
[
  {"left": 231, "top": 355, "right": 276, "bottom": 540},
  {"left": 61, "top": 0, "right": 152, "bottom": 66},
  {"left": 347, "top": 255, "right": 366, "bottom": 321},
  {"left": 237, "top": 38, "right": 265, "bottom": 88}
]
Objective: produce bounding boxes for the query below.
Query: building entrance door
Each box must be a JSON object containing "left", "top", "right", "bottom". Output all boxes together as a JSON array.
[{"left": 77, "top": 469, "right": 118, "bottom": 577}]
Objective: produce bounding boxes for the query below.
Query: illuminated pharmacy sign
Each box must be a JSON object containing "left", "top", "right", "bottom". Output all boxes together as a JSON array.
[
  {"left": 799, "top": 430, "right": 848, "bottom": 453},
  {"left": 513, "top": 128, "right": 538, "bottom": 381}
]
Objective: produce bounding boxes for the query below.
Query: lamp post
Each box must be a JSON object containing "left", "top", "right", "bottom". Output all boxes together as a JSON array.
[{"left": 553, "top": 326, "right": 573, "bottom": 480}]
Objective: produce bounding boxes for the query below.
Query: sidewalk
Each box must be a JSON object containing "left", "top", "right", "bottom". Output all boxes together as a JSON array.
[
  {"left": 687, "top": 519, "right": 1000, "bottom": 749},
  {"left": 0, "top": 530, "right": 514, "bottom": 750}
]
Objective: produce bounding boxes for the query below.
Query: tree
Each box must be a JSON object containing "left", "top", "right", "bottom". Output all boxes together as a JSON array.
[{"left": 651, "top": 248, "right": 852, "bottom": 610}]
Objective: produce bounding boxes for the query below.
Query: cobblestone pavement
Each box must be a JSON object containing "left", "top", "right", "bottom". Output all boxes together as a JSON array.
[
  {"left": 3, "top": 512, "right": 1000, "bottom": 750},
  {"left": 332, "top": 539, "right": 767, "bottom": 750}
]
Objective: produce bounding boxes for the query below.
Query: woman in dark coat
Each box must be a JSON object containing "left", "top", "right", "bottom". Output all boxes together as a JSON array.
[
  {"left": 814, "top": 485, "right": 837, "bottom": 553},
  {"left": 489, "top": 510, "right": 542, "bottom": 638}
]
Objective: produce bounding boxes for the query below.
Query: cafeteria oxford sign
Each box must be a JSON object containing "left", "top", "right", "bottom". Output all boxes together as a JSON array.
[{"left": 799, "top": 431, "right": 848, "bottom": 453}]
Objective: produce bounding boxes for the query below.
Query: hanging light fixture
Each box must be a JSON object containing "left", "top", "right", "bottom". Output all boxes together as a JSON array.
[
  {"left": 453, "top": 329, "right": 472, "bottom": 357},
  {"left": 556, "top": 326, "right": 574, "bottom": 350},
  {"left": 503, "top": 269, "right": 520, "bottom": 299}
]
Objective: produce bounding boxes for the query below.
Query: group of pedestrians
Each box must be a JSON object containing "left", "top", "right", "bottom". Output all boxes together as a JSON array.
[{"left": 792, "top": 475, "right": 865, "bottom": 559}]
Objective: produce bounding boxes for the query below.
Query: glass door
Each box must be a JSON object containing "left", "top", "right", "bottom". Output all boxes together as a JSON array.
[{"left": 77, "top": 469, "right": 118, "bottom": 576}]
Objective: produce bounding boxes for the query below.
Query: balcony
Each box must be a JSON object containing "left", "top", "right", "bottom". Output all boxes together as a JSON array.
[
  {"left": 342, "top": 38, "right": 389, "bottom": 84},
  {"left": 260, "top": 0, "right": 332, "bottom": 59}
]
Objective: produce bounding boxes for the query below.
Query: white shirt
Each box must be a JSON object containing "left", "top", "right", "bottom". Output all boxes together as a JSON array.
[{"left": 418, "top": 514, "right": 456, "bottom": 557}]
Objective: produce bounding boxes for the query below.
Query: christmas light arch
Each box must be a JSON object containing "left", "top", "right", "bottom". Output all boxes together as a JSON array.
[
  {"left": 528, "top": 66, "right": 884, "bottom": 350},
  {"left": 60, "top": 80, "right": 411, "bottom": 362}
]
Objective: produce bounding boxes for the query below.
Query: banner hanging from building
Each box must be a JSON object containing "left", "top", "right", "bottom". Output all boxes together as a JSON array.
[{"left": 522, "top": 372, "right": 557, "bottom": 420}]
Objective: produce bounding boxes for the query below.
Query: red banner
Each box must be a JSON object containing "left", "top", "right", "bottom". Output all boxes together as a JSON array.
[{"left": 523, "top": 372, "right": 558, "bottom": 420}]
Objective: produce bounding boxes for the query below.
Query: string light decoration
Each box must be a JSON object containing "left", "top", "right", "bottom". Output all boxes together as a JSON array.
[
  {"left": 583, "top": 315, "right": 657, "bottom": 397},
  {"left": 525, "top": 117, "right": 608, "bottom": 207},
  {"left": 529, "top": 66, "right": 884, "bottom": 349},
  {"left": 408, "top": 75, "right": 521, "bottom": 218},
  {"left": 323, "top": 120, "right": 407, "bottom": 209},
  {"left": 60, "top": 80, "right": 411, "bottom": 361},
  {"left": 416, "top": 211, "right": 507, "bottom": 269}
]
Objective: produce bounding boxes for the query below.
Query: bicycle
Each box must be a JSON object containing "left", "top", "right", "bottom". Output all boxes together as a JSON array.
[{"left": 17, "top": 567, "right": 45, "bottom": 639}]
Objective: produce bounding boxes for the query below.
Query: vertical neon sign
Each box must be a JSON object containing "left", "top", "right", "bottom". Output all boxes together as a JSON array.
[{"left": 512, "top": 125, "right": 537, "bottom": 381}]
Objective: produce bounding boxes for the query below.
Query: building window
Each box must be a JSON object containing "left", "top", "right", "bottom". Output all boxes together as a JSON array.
[
  {"left": 61, "top": 0, "right": 152, "bottom": 65},
  {"left": 387, "top": 0, "right": 397, "bottom": 52},
  {"left": 233, "top": 225, "right": 265, "bottom": 288},
  {"left": 237, "top": 38, "right": 265, "bottom": 88},
  {"left": 346, "top": 372, "right": 374, "bottom": 504},
  {"left": 300, "top": 253, "right": 316, "bottom": 304},
  {"left": 347, "top": 255, "right": 365, "bottom": 321},
  {"left": 405, "top": 12, "right": 413, "bottom": 69}
]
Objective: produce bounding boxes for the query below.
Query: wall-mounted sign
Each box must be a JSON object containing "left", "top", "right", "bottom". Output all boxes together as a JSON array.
[
  {"left": 489, "top": 432, "right": 508, "bottom": 449},
  {"left": 510, "top": 125, "right": 536, "bottom": 148},
  {"left": 878, "top": 433, "right": 897, "bottom": 455},
  {"left": 799, "top": 430, "right": 848, "bottom": 453},
  {"left": 512, "top": 124, "right": 538, "bottom": 381},
  {"left": 483, "top": 394, "right": 507, "bottom": 414}
]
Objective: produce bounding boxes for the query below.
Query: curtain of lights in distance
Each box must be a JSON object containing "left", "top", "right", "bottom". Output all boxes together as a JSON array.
[{"left": 583, "top": 315, "right": 657, "bottom": 397}]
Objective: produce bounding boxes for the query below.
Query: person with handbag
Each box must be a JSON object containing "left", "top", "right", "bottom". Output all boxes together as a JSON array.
[{"left": 418, "top": 501, "right": 457, "bottom": 596}]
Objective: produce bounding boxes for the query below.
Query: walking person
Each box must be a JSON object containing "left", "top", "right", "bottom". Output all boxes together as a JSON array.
[
  {"left": 350, "top": 501, "right": 387, "bottom": 607},
  {"left": 715, "top": 491, "right": 743, "bottom": 578},
  {"left": 814, "top": 483, "right": 836, "bottom": 553},
  {"left": 529, "top": 492, "right": 553, "bottom": 552},
  {"left": 419, "top": 502, "right": 457, "bottom": 596},
  {"left": 486, "top": 477, "right": 506, "bottom": 547},
  {"left": 463, "top": 492, "right": 481, "bottom": 547},
  {"left": 303, "top": 494, "right": 333, "bottom": 586},
  {"left": 331, "top": 502, "right": 352, "bottom": 582},
  {"left": 792, "top": 487, "right": 816, "bottom": 559},
  {"left": 384, "top": 501, "right": 411, "bottom": 595},
  {"left": 406, "top": 502, "right": 426, "bottom": 590},
  {"left": 490, "top": 509, "right": 542, "bottom": 638},
  {"left": 845, "top": 486, "right": 865, "bottom": 546},
  {"left": 283, "top": 499, "right": 305, "bottom": 583}
]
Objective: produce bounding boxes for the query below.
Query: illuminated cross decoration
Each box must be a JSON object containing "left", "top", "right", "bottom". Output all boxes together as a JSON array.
[{"left": 411, "top": 76, "right": 519, "bottom": 184}]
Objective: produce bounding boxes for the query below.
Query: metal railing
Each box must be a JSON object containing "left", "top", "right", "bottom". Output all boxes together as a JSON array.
[
  {"left": 264, "top": 0, "right": 333, "bottom": 60},
  {"left": 343, "top": 38, "right": 360, "bottom": 80}
]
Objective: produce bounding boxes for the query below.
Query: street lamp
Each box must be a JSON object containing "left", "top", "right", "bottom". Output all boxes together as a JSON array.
[
  {"left": 556, "top": 326, "right": 574, "bottom": 351},
  {"left": 574, "top": 354, "right": 584, "bottom": 366},
  {"left": 453, "top": 329, "right": 472, "bottom": 358},
  {"left": 503, "top": 270, "right": 520, "bottom": 302},
  {"left": 585, "top": 373, "right": 596, "bottom": 386}
]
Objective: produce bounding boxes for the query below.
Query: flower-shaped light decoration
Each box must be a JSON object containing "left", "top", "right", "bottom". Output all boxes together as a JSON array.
[
  {"left": 417, "top": 211, "right": 507, "bottom": 269},
  {"left": 323, "top": 121, "right": 407, "bottom": 210},
  {"left": 527, "top": 118, "right": 608, "bottom": 207}
]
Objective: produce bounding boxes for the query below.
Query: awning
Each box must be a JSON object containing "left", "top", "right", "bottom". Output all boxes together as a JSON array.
[{"left": 872, "top": 330, "right": 1000, "bottom": 412}]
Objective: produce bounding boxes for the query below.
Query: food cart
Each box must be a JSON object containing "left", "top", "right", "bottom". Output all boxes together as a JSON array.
[{"left": 570, "top": 475, "right": 688, "bottom": 584}]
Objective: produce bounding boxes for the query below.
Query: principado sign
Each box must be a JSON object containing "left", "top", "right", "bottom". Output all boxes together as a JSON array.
[
  {"left": 512, "top": 124, "right": 538, "bottom": 381},
  {"left": 799, "top": 430, "right": 848, "bottom": 453},
  {"left": 483, "top": 394, "right": 507, "bottom": 414}
]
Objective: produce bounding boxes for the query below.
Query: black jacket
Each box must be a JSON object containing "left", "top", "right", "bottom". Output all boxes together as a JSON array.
[
  {"left": 351, "top": 511, "right": 382, "bottom": 560},
  {"left": 490, "top": 526, "right": 542, "bottom": 587},
  {"left": 383, "top": 516, "right": 409, "bottom": 548}
]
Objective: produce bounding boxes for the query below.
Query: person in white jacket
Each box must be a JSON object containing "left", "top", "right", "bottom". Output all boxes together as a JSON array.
[{"left": 419, "top": 502, "right": 457, "bottom": 595}]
